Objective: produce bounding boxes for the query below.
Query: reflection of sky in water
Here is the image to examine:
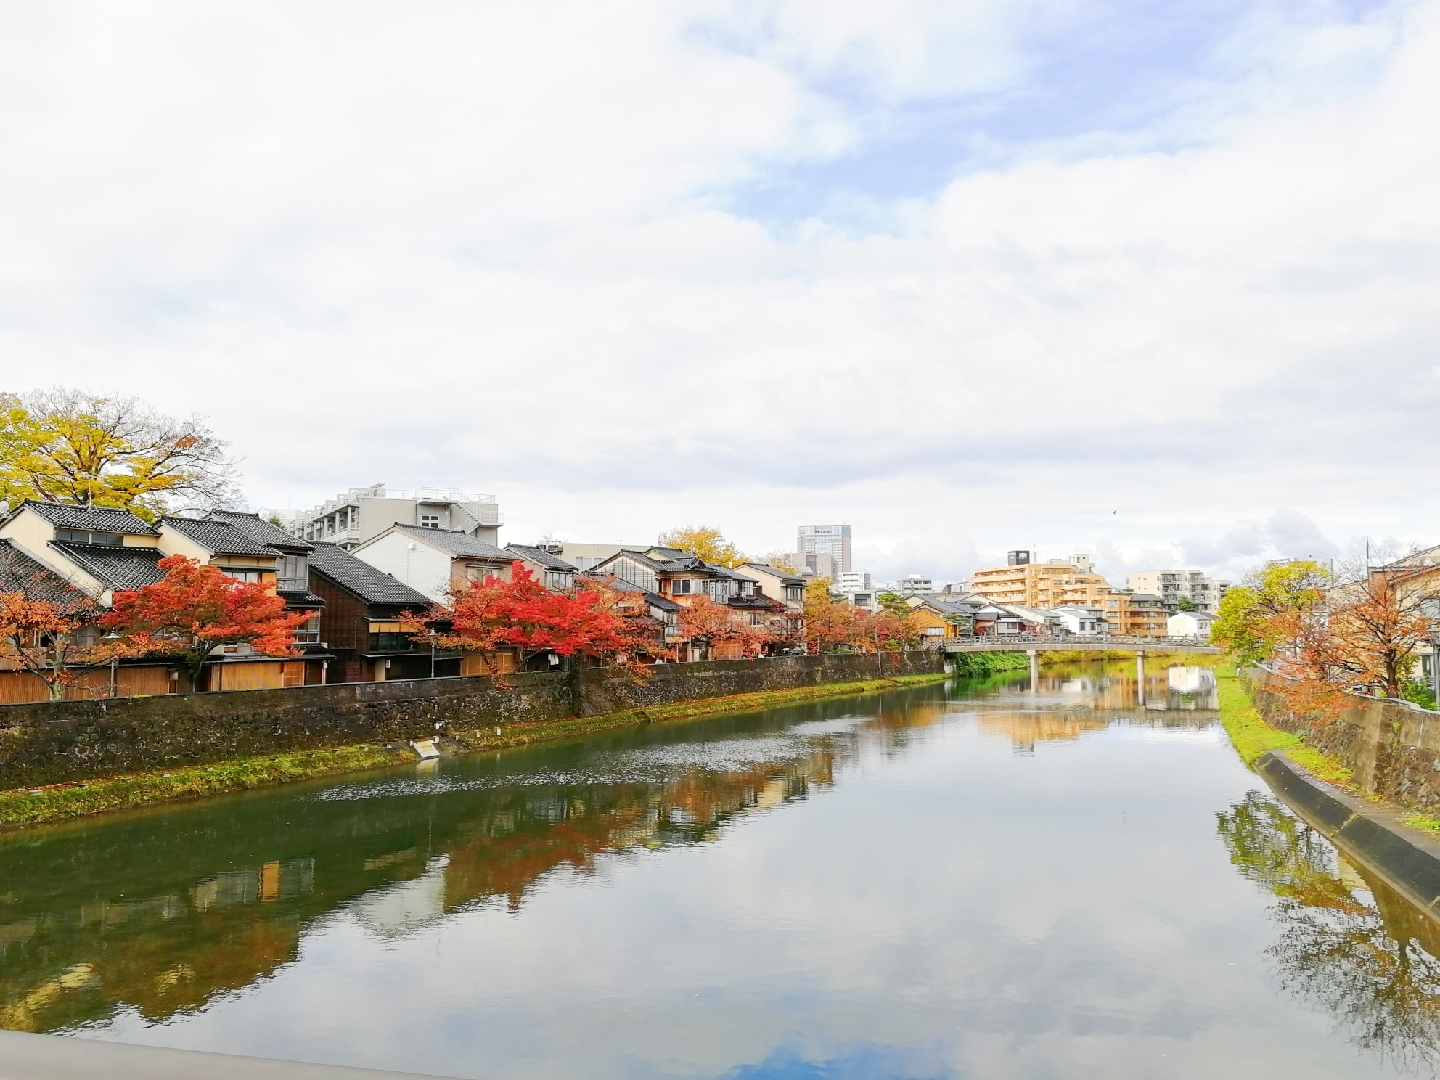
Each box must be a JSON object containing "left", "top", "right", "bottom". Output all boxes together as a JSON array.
[{"left": 2, "top": 673, "right": 1432, "bottom": 1079}]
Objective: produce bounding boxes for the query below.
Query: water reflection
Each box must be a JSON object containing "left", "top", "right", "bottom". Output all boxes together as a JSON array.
[
  {"left": 0, "top": 709, "right": 852, "bottom": 1033},
  {"left": 1218, "top": 791, "right": 1440, "bottom": 1072},
  {"left": 4, "top": 669, "right": 1437, "bottom": 1080}
]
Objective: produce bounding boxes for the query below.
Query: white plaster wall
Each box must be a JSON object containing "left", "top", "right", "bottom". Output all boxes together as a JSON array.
[{"left": 354, "top": 533, "right": 453, "bottom": 603}]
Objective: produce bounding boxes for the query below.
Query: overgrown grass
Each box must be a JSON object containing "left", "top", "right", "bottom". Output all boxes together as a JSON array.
[
  {"left": 0, "top": 671, "right": 950, "bottom": 829},
  {"left": 1216, "top": 662, "right": 1352, "bottom": 785}
]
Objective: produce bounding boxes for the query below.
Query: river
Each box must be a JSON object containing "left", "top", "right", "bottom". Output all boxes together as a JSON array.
[{"left": 3, "top": 663, "right": 1439, "bottom": 1079}]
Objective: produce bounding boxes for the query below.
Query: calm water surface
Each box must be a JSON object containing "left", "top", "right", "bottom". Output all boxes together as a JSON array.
[{"left": 4, "top": 664, "right": 1440, "bottom": 1079}]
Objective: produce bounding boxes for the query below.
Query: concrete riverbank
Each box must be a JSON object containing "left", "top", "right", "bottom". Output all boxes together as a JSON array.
[
  {"left": 1220, "top": 663, "right": 1440, "bottom": 929},
  {"left": 0, "top": 1028, "right": 458, "bottom": 1080}
]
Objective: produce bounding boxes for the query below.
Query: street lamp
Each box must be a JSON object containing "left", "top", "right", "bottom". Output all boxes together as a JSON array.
[{"left": 102, "top": 630, "right": 122, "bottom": 699}]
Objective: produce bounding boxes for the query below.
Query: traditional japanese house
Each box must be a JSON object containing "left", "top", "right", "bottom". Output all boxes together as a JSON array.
[{"left": 307, "top": 542, "right": 470, "bottom": 682}]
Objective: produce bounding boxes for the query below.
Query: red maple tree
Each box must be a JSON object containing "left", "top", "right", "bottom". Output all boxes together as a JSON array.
[
  {"left": 103, "top": 554, "right": 313, "bottom": 691},
  {"left": 428, "top": 563, "right": 655, "bottom": 674},
  {"left": 677, "top": 595, "right": 772, "bottom": 659},
  {"left": 0, "top": 585, "right": 129, "bottom": 700}
]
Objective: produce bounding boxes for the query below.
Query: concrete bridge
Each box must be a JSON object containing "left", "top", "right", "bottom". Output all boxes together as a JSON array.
[
  {"left": 940, "top": 636, "right": 1221, "bottom": 656},
  {"left": 938, "top": 636, "right": 1222, "bottom": 694}
]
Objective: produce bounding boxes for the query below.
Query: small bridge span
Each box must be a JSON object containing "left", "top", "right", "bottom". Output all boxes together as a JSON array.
[
  {"left": 941, "top": 638, "right": 1220, "bottom": 656},
  {"left": 938, "top": 637, "right": 1222, "bottom": 691}
]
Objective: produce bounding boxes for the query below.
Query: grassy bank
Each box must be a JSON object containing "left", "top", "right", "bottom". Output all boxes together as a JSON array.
[
  {"left": 0, "top": 671, "right": 949, "bottom": 830},
  {"left": 1216, "top": 662, "right": 1351, "bottom": 785}
]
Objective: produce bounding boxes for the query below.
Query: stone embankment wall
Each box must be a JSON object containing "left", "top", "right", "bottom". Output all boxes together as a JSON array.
[
  {"left": 1247, "top": 668, "right": 1440, "bottom": 813},
  {"left": 0, "top": 652, "right": 944, "bottom": 790}
]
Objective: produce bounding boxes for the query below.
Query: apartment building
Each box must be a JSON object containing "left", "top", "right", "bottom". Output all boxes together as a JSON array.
[
  {"left": 290, "top": 484, "right": 502, "bottom": 550},
  {"left": 1125, "top": 570, "right": 1229, "bottom": 614},
  {"left": 968, "top": 551, "right": 1138, "bottom": 632}
]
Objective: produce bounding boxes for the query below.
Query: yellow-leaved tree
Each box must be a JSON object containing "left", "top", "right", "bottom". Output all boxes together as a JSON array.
[
  {"left": 0, "top": 389, "right": 238, "bottom": 521},
  {"left": 656, "top": 525, "right": 748, "bottom": 568}
]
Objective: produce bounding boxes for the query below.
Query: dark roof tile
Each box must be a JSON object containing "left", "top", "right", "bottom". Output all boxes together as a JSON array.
[
  {"left": 0, "top": 540, "right": 92, "bottom": 609},
  {"left": 51, "top": 543, "right": 166, "bottom": 591},
  {"left": 14, "top": 499, "right": 156, "bottom": 535},
  {"left": 160, "top": 517, "right": 276, "bottom": 557},
  {"left": 383, "top": 524, "right": 510, "bottom": 560},
  {"left": 309, "top": 542, "right": 432, "bottom": 606},
  {"left": 506, "top": 544, "right": 578, "bottom": 572},
  {"left": 210, "top": 511, "right": 314, "bottom": 553}
]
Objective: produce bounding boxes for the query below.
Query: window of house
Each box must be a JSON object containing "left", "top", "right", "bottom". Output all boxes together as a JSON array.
[
  {"left": 223, "top": 569, "right": 264, "bottom": 583},
  {"left": 55, "top": 529, "right": 124, "bottom": 546},
  {"left": 673, "top": 579, "right": 692, "bottom": 594},
  {"left": 420, "top": 514, "right": 441, "bottom": 529}
]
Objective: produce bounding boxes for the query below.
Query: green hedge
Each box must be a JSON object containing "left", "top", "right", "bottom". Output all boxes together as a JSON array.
[{"left": 950, "top": 651, "right": 1031, "bottom": 676}]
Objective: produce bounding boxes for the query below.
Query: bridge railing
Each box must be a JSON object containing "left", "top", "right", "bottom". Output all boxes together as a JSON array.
[{"left": 930, "top": 634, "right": 1217, "bottom": 649}]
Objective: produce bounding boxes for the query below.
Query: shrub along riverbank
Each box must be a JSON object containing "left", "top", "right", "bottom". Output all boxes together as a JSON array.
[{"left": 0, "top": 672, "right": 949, "bottom": 830}]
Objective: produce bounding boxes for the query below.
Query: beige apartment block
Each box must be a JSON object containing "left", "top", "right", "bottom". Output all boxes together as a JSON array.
[{"left": 968, "top": 553, "right": 1142, "bottom": 632}]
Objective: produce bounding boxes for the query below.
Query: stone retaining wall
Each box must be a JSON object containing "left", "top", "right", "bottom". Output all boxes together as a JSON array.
[
  {"left": 0, "top": 652, "right": 945, "bottom": 790},
  {"left": 1247, "top": 668, "right": 1440, "bottom": 813}
]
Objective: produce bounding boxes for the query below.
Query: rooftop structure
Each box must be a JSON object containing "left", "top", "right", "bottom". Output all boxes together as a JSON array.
[{"left": 290, "top": 484, "right": 501, "bottom": 550}]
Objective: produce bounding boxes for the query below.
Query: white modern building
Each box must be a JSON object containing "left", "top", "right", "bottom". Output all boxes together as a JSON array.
[
  {"left": 894, "top": 575, "right": 933, "bottom": 596},
  {"left": 290, "top": 484, "right": 502, "bottom": 550},
  {"left": 1167, "top": 610, "right": 1215, "bottom": 639},
  {"left": 1126, "top": 570, "right": 1229, "bottom": 614}
]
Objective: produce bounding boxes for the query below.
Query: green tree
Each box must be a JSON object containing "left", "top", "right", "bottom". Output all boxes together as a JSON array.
[
  {"left": 657, "top": 525, "right": 748, "bottom": 568},
  {"left": 1211, "top": 560, "right": 1330, "bottom": 666},
  {"left": 1175, "top": 595, "right": 1197, "bottom": 611},
  {"left": 0, "top": 388, "right": 238, "bottom": 521},
  {"left": 875, "top": 591, "right": 911, "bottom": 615}
]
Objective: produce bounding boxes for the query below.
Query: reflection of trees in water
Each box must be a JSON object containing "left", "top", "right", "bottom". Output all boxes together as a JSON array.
[
  {"left": 0, "top": 745, "right": 841, "bottom": 1034},
  {"left": 1218, "top": 791, "right": 1440, "bottom": 1072}
]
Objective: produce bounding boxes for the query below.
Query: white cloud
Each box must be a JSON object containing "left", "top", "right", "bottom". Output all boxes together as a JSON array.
[{"left": 0, "top": 0, "right": 1436, "bottom": 583}]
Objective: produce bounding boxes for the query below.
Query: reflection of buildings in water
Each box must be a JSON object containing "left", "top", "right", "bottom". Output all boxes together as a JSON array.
[
  {"left": 351, "top": 858, "right": 449, "bottom": 939},
  {"left": 978, "top": 712, "right": 1109, "bottom": 754},
  {"left": 1217, "top": 791, "right": 1440, "bottom": 1071},
  {"left": 1168, "top": 666, "right": 1215, "bottom": 695},
  {"left": 0, "top": 858, "right": 319, "bottom": 1032}
]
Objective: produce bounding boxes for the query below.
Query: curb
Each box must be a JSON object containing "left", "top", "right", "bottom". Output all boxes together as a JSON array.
[
  {"left": 0, "top": 1029, "right": 457, "bottom": 1080},
  {"left": 1255, "top": 750, "right": 1440, "bottom": 918}
]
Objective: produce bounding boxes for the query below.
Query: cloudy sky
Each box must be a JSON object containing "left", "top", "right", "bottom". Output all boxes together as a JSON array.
[{"left": 1, "top": 0, "right": 1436, "bottom": 585}]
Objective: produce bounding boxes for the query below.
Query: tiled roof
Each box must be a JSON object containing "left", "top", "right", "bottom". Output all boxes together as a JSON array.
[
  {"left": 309, "top": 542, "right": 432, "bottom": 606},
  {"left": 13, "top": 499, "right": 157, "bottom": 536},
  {"left": 160, "top": 517, "right": 276, "bottom": 557},
  {"left": 211, "top": 511, "right": 314, "bottom": 553},
  {"left": 51, "top": 543, "right": 166, "bottom": 591},
  {"left": 278, "top": 589, "right": 326, "bottom": 607},
  {"left": 707, "top": 563, "right": 757, "bottom": 581},
  {"left": 0, "top": 540, "right": 91, "bottom": 609},
  {"left": 644, "top": 591, "right": 682, "bottom": 612},
  {"left": 506, "top": 544, "right": 577, "bottom": 572},
  {"left": 740, "top": 563, "right": 805, "bottom": 584},
  {"left": 387, "top": 524, "right": 510, "bottom": 561},
  {"left": 727, "top": 594, "right": 783, "bottom": 610}
]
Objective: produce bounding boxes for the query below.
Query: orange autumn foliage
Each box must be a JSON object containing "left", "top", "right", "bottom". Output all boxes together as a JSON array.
[{"left": 104, "top": 554, "right": 313, "bottom": 691}]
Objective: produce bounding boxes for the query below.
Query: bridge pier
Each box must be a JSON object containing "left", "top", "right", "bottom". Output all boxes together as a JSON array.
[
  {"left": 1027, "top": 649, "right": 1038, "bottom": 692},
  {"left": 1136, "top": 650, "right": 1145, "bottom": 706}
]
